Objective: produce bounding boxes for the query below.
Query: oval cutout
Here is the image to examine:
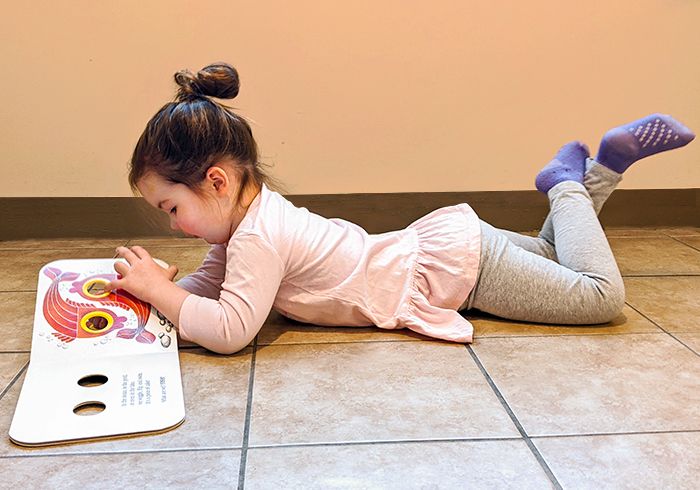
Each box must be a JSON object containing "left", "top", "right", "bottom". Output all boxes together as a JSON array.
[
  {"left": 73, "top": 401, "right": 106, "bottom": 416},
  {"left": 78, "top": 374, "right": 108, "bottom": 387},
  {"left": 79, "top": 311, "right": 114, "bottom": 334},
  {"left": 83, "top": 278, "right": 110, "bottom": 299}
]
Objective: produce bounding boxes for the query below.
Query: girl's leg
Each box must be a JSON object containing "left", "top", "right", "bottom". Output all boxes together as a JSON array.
[
  {"left": 486, "top": 143, "right": 599, "bottom": 262},
  {"left": 462, "top": 181, "right": 625, "bottom": 323},
  {"left": 485, "top": 142, "right": 592, "bottom": 262},
  {"left": 488, "top": 228, "right": 558, "bottom": 261},
  {"left": 538, "top": 158, "right": 621, "bottom": 245},
  {"left": 460, "top": 114, "right": 695, "bottom": 320},
  {"left": 489, "top": 158, "right": 619, "bottom": 261},
  {"left": 539, "top": 113, "right": 694, "bottom": 245}
]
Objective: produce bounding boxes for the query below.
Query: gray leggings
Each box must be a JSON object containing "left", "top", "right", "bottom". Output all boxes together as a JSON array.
[{"left": 459, "top": 159, "right": 626, "bottom": 324}]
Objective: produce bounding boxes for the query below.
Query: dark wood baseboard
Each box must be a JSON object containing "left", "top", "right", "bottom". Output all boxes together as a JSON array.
[{"left": 1, "top": 189, "right": 698, "bottom": 240}]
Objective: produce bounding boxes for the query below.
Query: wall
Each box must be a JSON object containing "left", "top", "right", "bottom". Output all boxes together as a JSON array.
[{"left": 1, "top": 0, "right": 698, "bottom": 197}]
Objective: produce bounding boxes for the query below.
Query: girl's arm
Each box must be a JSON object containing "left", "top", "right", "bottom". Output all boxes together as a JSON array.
[
  {"left": 176, "top": 244, "right": 227, "bottom": 299},
  {"left": 177, "top": 232, "right": 284, "bottom": 354},
  {"left": 107, "top": 234, "right": 284, "bottom": 355}
]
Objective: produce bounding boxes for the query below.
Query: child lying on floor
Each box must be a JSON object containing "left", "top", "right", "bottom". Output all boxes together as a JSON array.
[{"left": 106, "top": 62, "right": 695, "bottom": 354}]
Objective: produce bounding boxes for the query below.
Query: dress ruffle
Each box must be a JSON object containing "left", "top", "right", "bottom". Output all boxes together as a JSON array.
[{"left": 398, "top": 203, "right": 481, "bottom": 343}]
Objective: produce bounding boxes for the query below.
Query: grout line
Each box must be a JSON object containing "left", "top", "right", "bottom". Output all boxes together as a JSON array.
[
  {"left": 624, "top": 303, "right": 700, "bottom": 358},
  {"left": 256, "top": 338, "right": 425, "bottom": 347},
  {"left": 666, "top": 235, "right": 700, "bottom": 253},
  {"left": 237, "top": 336, "right": 258, "bottom": 490},
  {"left": 5, "top": 429, "right": 700, "bottom": 460},
  {"left": 0, "top": 290, "right": 36, "bottom": 294},
  {"left": 465, "top": 345, "right": 563, "bottom": 490},
  {"left": 0, "top": 361, "right": 29, "bottom": 402},
  {"left": 256, "top": 331, "right": 684, "bottom": 349},
  {"left": 610, "top": 234, "right": 695, "bottom": 239},
  {"left": 622, "top": 273, "right": 700, "bottom": 278},
  {"left": 256, "top": 331, "right": 667, "bottom": 348},
  {"left": 676, "top": 339, "right": 700, "bottom": 356},
  {"left": 530, "top": 428, "right": 700, "bottom": 440},
  {"left": 0, "top": 350, "right": 30, "bottom": 355},
  {"left": 247, "top": 436, "right": 524, "bottom": 450},
  {"left": 244, "top": 427, "right": 700, "bottom": 449},
  {"left": 663, "top": 333, "right": 700, "bottom": 357},
  {"left": 0, "top": 247, "right": 129, "bottom": 252},
  {"left": 474, "top": 331, "right": 665, "bottom": 340},
  {"left": 0, "top": 446, "right": 243, "bottom": 460},
  {"left": 124, "top": 244, "right": 208, "bottom": 249}
]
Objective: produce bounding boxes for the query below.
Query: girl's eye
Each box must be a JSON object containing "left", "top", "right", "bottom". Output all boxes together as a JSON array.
[{"left": 170, "top": 207, "right": 177, "bottom": 215}]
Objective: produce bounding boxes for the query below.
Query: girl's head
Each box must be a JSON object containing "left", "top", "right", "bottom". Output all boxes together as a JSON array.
[{"left": 129, "top": 62, "right": 285, "bottom": 243}]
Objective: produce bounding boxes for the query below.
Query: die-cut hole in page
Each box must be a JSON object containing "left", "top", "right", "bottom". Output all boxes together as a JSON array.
[
  {"left": 73, "top": 401, "right": 106, "bottom": 416},
  {"left": 83, "top": 278, "right": 110, "bottom": 299},
  {"left": 81, "top": 311, "right": 112, "bottom": 333},
  {"left": 77, "top": 374, "right": 108, "bottom": 387}
]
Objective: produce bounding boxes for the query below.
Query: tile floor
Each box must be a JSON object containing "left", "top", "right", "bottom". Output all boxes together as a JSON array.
[{"left": 0, "top": 227, "right": 698, "bottom": 489}]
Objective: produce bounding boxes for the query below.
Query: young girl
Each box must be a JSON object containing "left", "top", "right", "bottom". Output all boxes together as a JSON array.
[{"left": 106, "top": 63, "right": 695, "bottom": 354}]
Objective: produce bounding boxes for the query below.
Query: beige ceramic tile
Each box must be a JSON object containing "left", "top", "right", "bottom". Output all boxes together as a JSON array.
[
  {"left": 0, "top": 349, "right": 250, "bottom": 456},
  {"left": 126, "top": 237, "right": 209, "bottom": 248},
  {"left": 468, "top": 304, "right": 660, "bottom": 338},
  {"left": 0, "top": 238, "right": 128, "bottom": 250},
  {"left": 1, "top": 371, "right": 29, "bottom": 452},
  {"left": 0, "top": 248, "right": 118, "bottom": 291},
  {"left": 0, "top": 353, "right": 27, "bottom": 390},
  {"left": 472, "top": 334, "right": 700, "bottom": 436},
  {"left": 624, "top": 277, "right": 700, "bottom": 333},
  {"left": 674, "top": 333, "right": 700, "bottom": 354},
  {"left": 250, "top": 341, "right": 519, "bottom": 445},
  {"left": 0, "top": 292, "right": 36, "bottom": 351},
  {"left": 675, "top": 235, "right": 700, "bottom": 251},
  {"left": 246, "top": 440, "right": 552, "bottom": 489},
  {"left": 258, "top": 310, "right": 427, "bottom": 345},
  {"left": 535, "top": 432, "right": 700, "bottom": 490},
  {"left": 0, "top": 449, "right": 241, "bottom": 488},
  {"left": 609, "top": 236, "right": 700, "bottom": 276},
  {"left": 142, "top": 246, "right": 212, "bottom": 281}
]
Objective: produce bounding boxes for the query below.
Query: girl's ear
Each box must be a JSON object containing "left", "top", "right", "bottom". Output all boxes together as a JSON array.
[{"left": 205, "top": 166, "right": 230, "bottom": 193}]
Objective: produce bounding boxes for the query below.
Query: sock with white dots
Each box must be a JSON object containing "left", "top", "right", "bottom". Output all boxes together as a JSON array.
[{"left": 596, "top": 113, "right": 695, "bottom": 174}]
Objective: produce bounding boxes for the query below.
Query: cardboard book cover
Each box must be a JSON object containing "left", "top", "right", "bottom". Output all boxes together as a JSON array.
[{"left": 9, "top": 259, "right": 186, "bottom": 446}]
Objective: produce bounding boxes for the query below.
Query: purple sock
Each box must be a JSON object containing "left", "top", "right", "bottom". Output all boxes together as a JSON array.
[
  {"left": 535, "top": 141, "right": 589, "bottom": 194},
  {"left": 596, "top": 113, "right": 695, "bottom": 174}
]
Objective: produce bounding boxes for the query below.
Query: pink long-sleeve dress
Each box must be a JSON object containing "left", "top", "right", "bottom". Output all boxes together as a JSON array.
[{"left": 176, "top": 183, "right": 481, "bottom": 354}]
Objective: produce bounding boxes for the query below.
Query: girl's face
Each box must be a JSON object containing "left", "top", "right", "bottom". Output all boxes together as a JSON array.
[{"left": 137, "top": 167, "right": 254, "bottom": 245}]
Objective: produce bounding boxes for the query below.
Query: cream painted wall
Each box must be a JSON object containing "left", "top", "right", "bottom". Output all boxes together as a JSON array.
[{"left": 1, "top": 0, "right": 698, "bottom": 197}]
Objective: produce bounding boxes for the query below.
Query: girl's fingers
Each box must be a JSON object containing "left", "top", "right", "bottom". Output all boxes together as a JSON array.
[
  {"left": 104, "top": 279, "right": 122, "bottom": 292},
  {"left": 166, "top": 264, "right": 179, "bottom": 281},
  {"left": 116, "top": 246, "right": 139, "bottom": 265},
  {"left": 114, "top": 261, "right": 129, "bottom": 276},
  {"left": 131, "top": 245, "right": 151, "bottom": 260}
]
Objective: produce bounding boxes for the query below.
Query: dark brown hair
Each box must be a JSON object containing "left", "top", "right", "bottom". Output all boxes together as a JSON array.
[{"left": 129, "top": 62, "right": 287, "bottom": 208}]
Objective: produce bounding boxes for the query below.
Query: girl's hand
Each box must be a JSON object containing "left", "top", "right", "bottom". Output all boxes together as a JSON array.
[{"left": 106, "top": 246, "right": 179, "bottom": 303}]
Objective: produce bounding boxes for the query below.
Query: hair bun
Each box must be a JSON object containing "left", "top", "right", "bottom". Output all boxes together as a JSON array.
[{"left": 174, "top": 63, "right": 240, "bottom": 101}]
